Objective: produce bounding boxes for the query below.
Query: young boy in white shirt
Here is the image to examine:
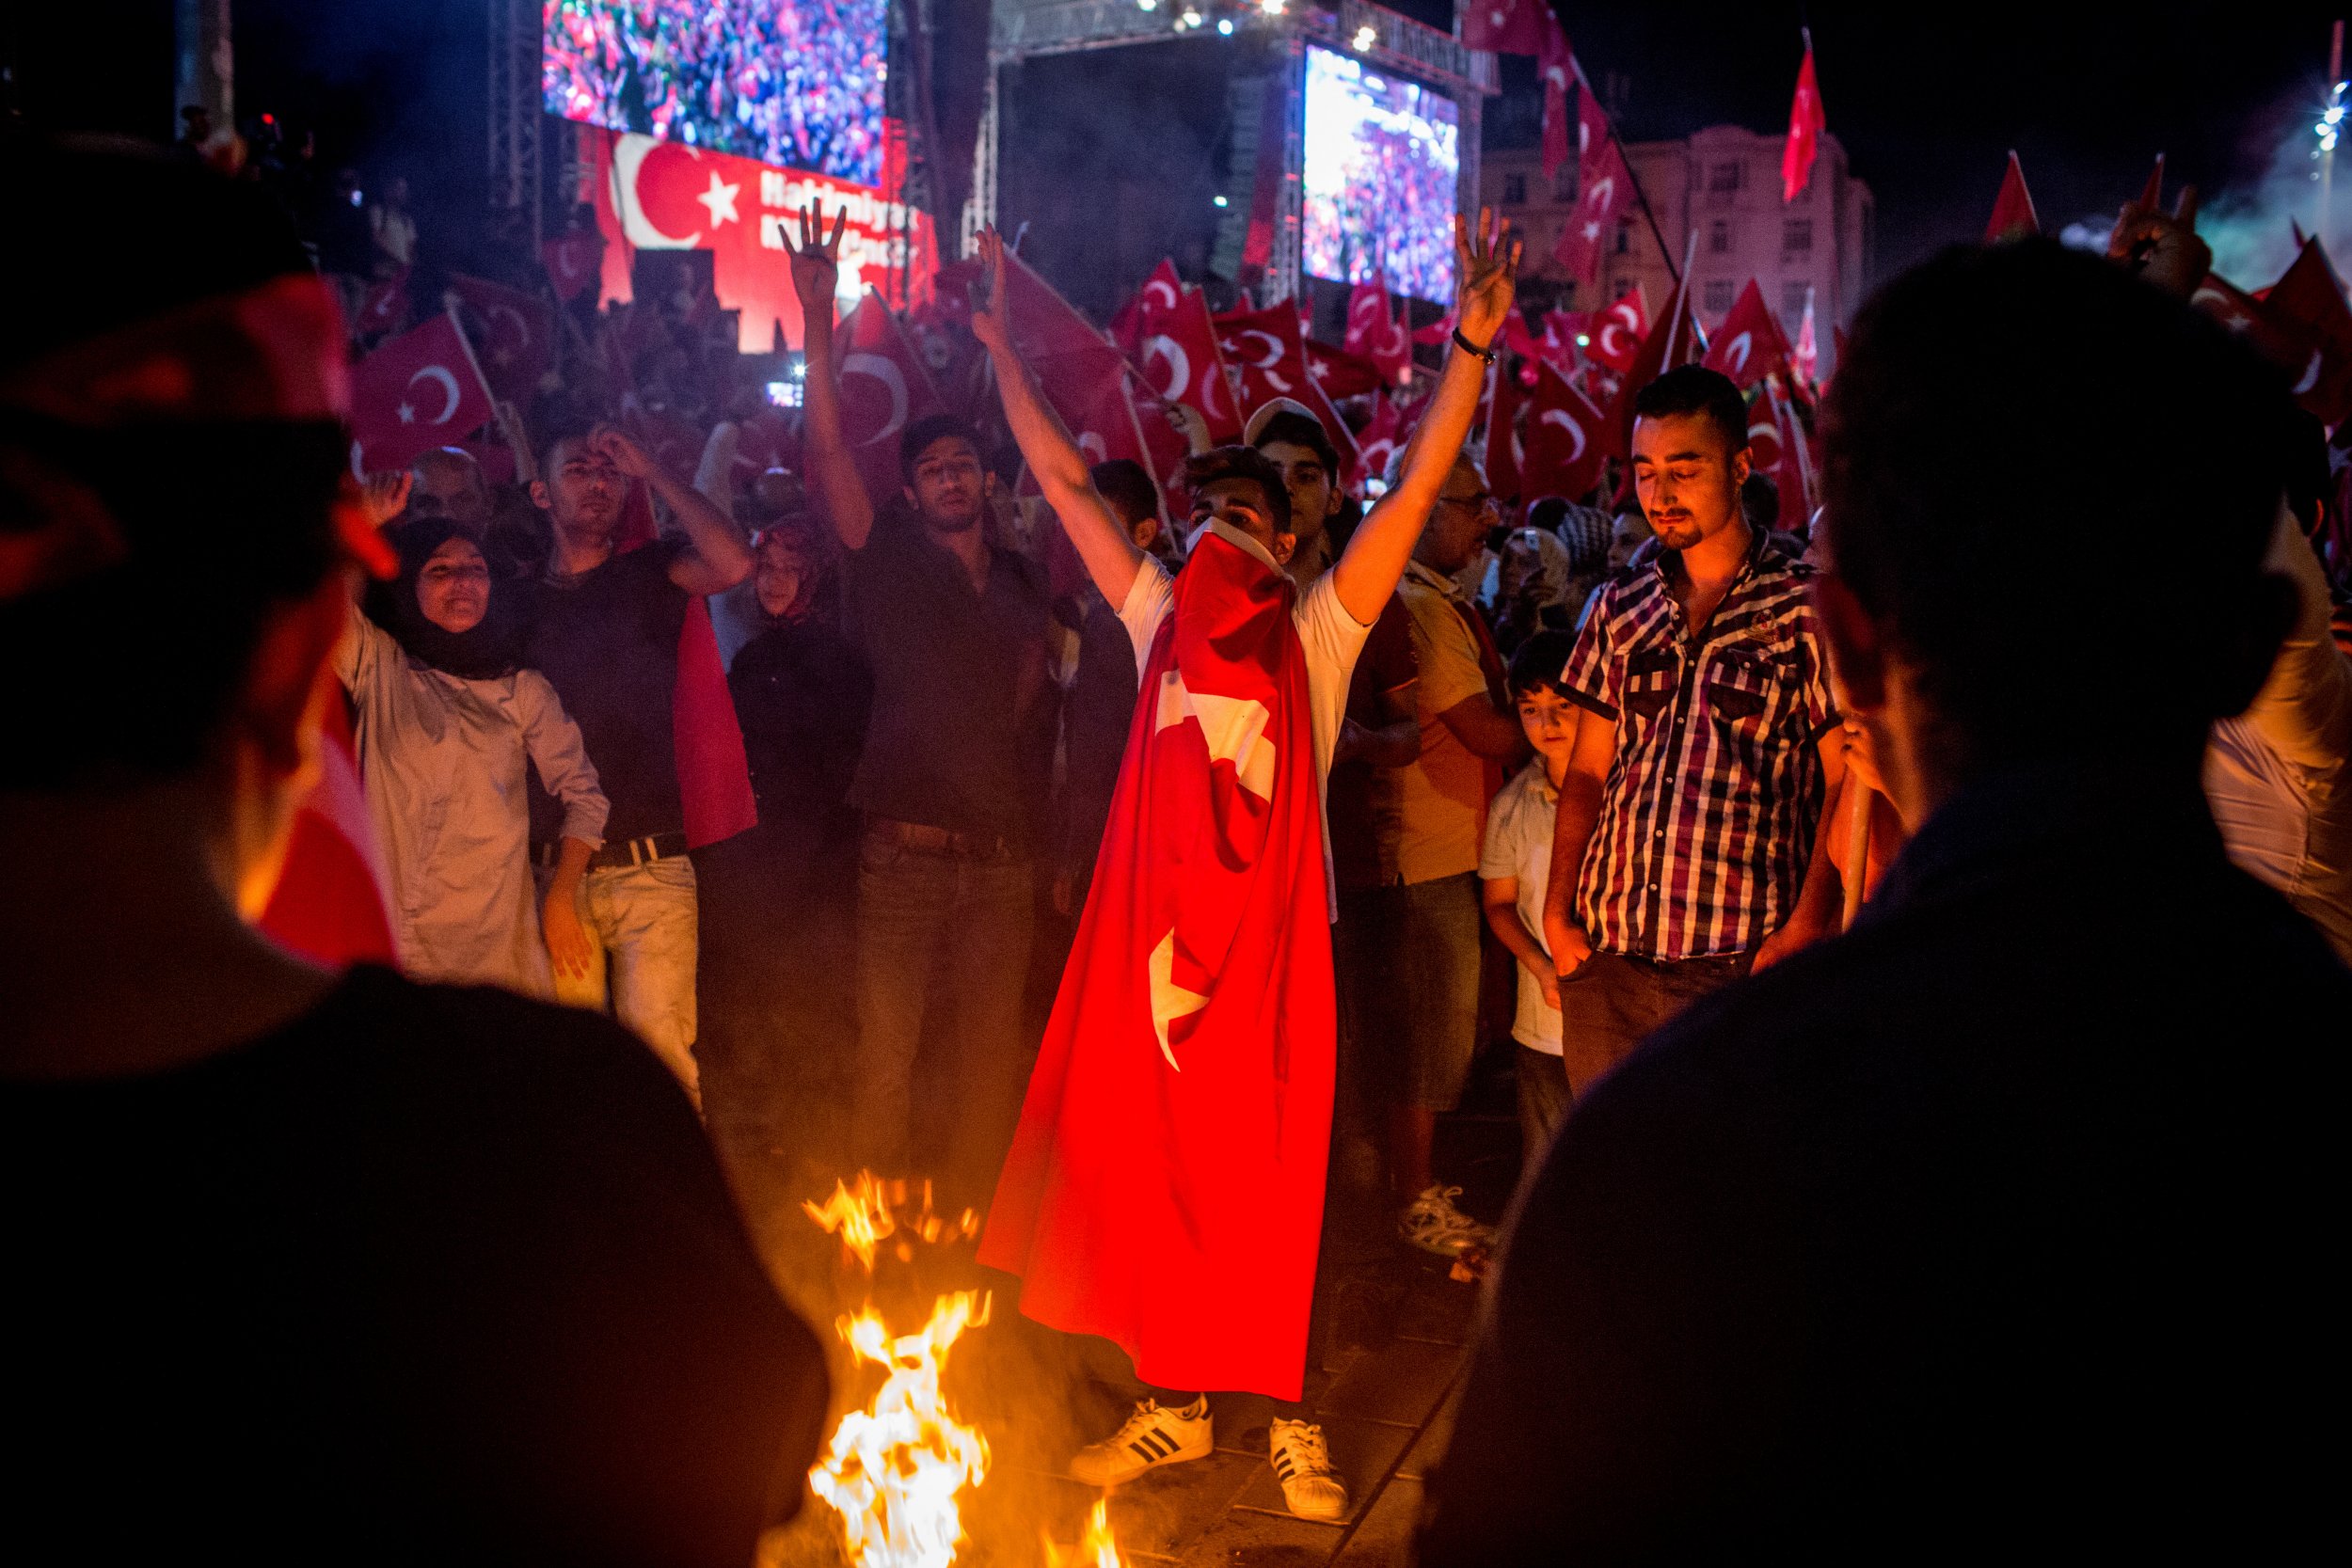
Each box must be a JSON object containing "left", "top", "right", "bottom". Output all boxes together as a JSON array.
[{"left": 1478, "top": 629, "right": 1582, "bottom": 1158}]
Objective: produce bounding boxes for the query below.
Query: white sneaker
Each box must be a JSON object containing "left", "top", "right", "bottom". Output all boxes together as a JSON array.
[
  {"left": 1069, "top": 1397, "right": 1213, "bottom": 1486},
  {"left": 1398, "top": 1184, "right": 1496, "bottom": 1258},
  {"left": 1269, "top": 1418, "right": 1348, "bottom": 1521}
]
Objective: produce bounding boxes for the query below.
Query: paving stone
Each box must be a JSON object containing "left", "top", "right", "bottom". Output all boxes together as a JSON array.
[
  {"left": 1390, "top": 1269, "right": 1480, "bottom": 1347},
  {"left": 1332, "top": 1474, "right": 1424, "bottom": 1568},
  {"left": 1316, "top": 1336, "right": 1463, "bottom": 1429},
  {"left": 1228, "top": 1415, "right": 1414, "bottom": 1528},
  {"left": 1392, "top": 1379, "right": 1462, "bottom": 1481},
  {"left": 1169, "top": 1505, "right": 1344, "bottom": 1568}
]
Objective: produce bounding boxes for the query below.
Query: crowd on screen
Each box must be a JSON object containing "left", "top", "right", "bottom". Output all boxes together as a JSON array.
[{"left": 5, "top": 118, "right": 2349, "bottom": 1564}]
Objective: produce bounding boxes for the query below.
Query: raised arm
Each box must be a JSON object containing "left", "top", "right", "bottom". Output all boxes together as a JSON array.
[
  {"left": 783, "top": 203, "right": 877, "bottom": 551},
  {"left": 591, "top": 429, "right": 751, "bottom": 596},
  {"left": 1333, "top": 210, "right": 1522, "bottom": 625},
  {"left": 969, "top": 228, "right": 1143, "bottom": 608}
]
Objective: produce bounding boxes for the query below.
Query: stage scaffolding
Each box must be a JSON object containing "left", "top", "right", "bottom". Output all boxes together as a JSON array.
[{"left": 976, "top": 0, "right": 1497, "bottom": 302}]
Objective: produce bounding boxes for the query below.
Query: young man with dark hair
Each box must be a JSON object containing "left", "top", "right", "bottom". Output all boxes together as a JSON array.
[
  {"left": 1426, "top": 240, "right": 2346, "bottom": 1562},
  {"left": 0, "top": 136, "right": 824, "bottom": 1564},
  {"left": 1248, "top": 401, "right": 1346, "bottom": 578},
  {"left": 1538, "top": 361, "right": 1844, "bottom": 1098},
  {"left": 786, "top": 209, "right": 1053, "bottom": 1198},
  {"left": 969, "top": 215, "right": 1521, "bottom": 1522},
  {"left": 526, "top": 422, "right": 755, "bottom": 1100}
]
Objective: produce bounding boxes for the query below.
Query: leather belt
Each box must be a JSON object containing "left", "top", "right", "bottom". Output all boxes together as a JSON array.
[
  {"left": 538, "top": 832, "right": 688, "bottom": 872},
  {"left": 865, "top": 816, "right": 1014, "bottom": 860}
]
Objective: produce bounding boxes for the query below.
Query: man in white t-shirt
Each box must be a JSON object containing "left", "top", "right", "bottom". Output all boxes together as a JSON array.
[{"left": 966, "top": 217, "right": 1520, "bottom": 1521}]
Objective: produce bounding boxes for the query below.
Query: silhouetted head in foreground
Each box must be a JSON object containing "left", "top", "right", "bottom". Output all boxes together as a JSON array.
[{"left": 1816, "top": 239, "right": 2300, "bottom": 823}]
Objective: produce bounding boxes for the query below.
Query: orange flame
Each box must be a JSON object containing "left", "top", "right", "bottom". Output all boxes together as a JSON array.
[
  {"left": 804, "top": 1174, "right": 982, "bottom": 1271},
  {"left": 1044, "top": 1498, "right": 1127, "bottom": 1568},
  {"left": 808, "top": 1290, "right": 993, "bottom": 1568}
]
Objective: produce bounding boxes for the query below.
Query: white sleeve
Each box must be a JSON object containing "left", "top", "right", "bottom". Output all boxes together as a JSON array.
[
  {"left": 1294, "top": 568, "right": 1377, "bottom": 690},
  {"left": 334, "top": 595, "right": 396, "bottom": 696},
  {"left": 1117, "top": 556, "right": 1177, "bottom": 677}
]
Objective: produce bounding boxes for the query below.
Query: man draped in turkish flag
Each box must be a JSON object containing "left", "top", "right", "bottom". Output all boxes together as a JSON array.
[{"left": 972, "top": 215, "right": 1521, "bottom": 1520}]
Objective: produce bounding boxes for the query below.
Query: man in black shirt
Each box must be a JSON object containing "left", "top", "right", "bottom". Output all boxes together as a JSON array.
[
  {"left": 527, "top": 425, "right": 754, "bottom": 1100},
  {"left": 1422, "top": 244, "right": 2348, "bottom": 1561},
  {"left": 0, "top": 137, "right": 824, "bottom": 1566},
  {"left": 788, "top": 208, "right": 1053, "bottom": 1198}
]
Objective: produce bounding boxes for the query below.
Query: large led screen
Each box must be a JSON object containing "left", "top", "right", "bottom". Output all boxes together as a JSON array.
[
  {"left": 544, "top": 0, "right": 887, "bottom": 187},
  {"left": 1301, "top": 46, "right": 1460, "bottom": 304}
]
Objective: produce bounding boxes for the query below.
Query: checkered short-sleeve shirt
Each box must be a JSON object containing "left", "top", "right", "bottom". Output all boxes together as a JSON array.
[{"left": 1559, "top": 528, "right": 1836, "bottom": 958}]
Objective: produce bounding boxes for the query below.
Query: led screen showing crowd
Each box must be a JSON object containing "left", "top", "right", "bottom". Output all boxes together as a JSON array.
[
  {"left": 542, "top": 0, "right": 887, "bottom": 187},
  {"left": 1301, "top": 45, "right": 1460, "bottom": 304}
]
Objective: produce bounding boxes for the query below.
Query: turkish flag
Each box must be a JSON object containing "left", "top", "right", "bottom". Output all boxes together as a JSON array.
[
  {"left": 1306, "top": 338, "right": 1384, "bottom": 400},
  {"left": 1791, "top": 287, "right": 1820, "bottom": 388},
  {"left": 348, "top": 312, "right": 495, "bottom": 474},
  {"left": 1602, "top": 270, "right": 1705, "bottom": 462},
  {"left": 1131, "top": 275, "right": 1244, "bottom": 442},
  {"left": 542, "top": 231, "right": 602, "bottom": 302},
  {"left": 1782, "top": 41, "right": 1826, "bottom": 203},
  {"left": 1343, "top": 278, "right": 1412, "bottom": 387},
  {"left": 1538, "top": 15, "right": 1578, "bottom": 179},
  {"left": 1985, "top": 151, "right": 2039, "bottom": 243},
  {"left": 1520, "top": 361, "right": 1610, "bottom": 501},
  {"left": 1216, "top": 303, "right": 1361, "bottom": 479},
  {"left": 356, "top": 268, "right": 409, "bottom": 338},
  {"left": 1703, "top": 279, "right": 1793, "bottom": 390},
  {"left": 1131, "top": 383, "right": 1198, "bottom": 524},
  {"left": 1462, "top": 0, "right": 1547, "bottom": 55},
  {"left": 1355, "top": 392, "right": 1407, "bottom": 489},
  {"left": 834, "top": 288, "right": 949, "bottom": 511},
  {"left": 1112, "top": 259, "right": 1184, "bottom": 355},
  {"left": 258, "top": 699, "right": 395, "bottom": 969},
  {"left": 446, "top": 273, "right": 555, "bottom": 404},
  {"left": 1585, "top": 289, "right": 1648, "bottom": 373},
  {"left": 1556, "top": 88, "right": 1635, "bottom": 283},
  {"left": 2262, "top": 240, "right": 2352, "bottom": 426},
  {"left": 1535, "top": 309, "right": 1583, "bottom": 376},
  {"left": 1486, "top": 361, "right": 1523, "bottom": 496},
  {"left": 1761, "top": 376, "right": 1817, "bottom": 522},
  {"left": 981, "top": 524, "right": 1337, "bottom": 1401}
]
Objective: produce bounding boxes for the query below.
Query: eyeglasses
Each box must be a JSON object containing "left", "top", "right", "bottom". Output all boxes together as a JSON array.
[{"left": 1439, "top": 490, "right": 1496, "bottom": 513}]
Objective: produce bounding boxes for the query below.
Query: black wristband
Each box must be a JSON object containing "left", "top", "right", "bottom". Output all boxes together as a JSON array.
[{"left": 1453, "top": 325, "right": 1499, "bottom": 363}]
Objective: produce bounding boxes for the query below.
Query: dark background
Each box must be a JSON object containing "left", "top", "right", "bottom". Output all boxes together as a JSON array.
[{"left": 6, "top": 2, "right": 2346, "bottom": 292}]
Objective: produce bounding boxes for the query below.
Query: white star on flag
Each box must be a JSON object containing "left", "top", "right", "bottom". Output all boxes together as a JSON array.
[
  {"left": 1154, "top": 671, "right": 1277, "bottom": 801},
  {"left": 696, "top": 171, "right": 741, "bottom": 228},
  {"left": 396, "top": 404, "right": 415, "bottom": 423},
  {"left": 1148, "top": 931, "right": 1208, "bottom": 1071}
]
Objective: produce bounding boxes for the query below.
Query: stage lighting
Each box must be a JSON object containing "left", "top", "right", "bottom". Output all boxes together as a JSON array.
[
  {"left": 1260, "top": 0, "right": 1286, "bottom": 11},
  {"left": 1214, "top": 194, "right": 1230, "bottom": 208},
  {"left": 1136, "top": 0, "right": 1157, "bottom": 9},
  {"left": 1216, "top": 16, "right": 1234, "bottom": 33},
  {"left": 1352, "top": 24, "right": 1377, "bottom": 51},
  {"left": 1180, "top": 7, "right": 1202, "bottom": 26}
]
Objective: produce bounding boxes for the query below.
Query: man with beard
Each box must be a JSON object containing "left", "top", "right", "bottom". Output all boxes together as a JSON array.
[
  {"left": 787, "top": 208, "right": 1054, "bottom": 1200},
  {"left": 1539, "top": 364, "right": 1844, "bottom": 1099},
  {"left": 526, "top": 425, "right": 754, "bottom": 1098}
]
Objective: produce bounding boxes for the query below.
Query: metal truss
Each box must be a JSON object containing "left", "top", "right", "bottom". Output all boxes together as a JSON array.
[{"left": 487, "top": 0, "right": 544, "bottom": 241}]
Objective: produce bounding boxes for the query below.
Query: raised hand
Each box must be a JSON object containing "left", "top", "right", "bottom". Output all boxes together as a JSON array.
[
  {"left": 1453, "top": 206, "right": 1523, "bottom": 351},
  {"left": 969, "top": 226, "right": 1014, "bottom": 356},
  {"left": 358, "top": 469, "right": 412, "bottom": 529},
  {"left": 782, "top": 201, "right": 850, "bottom": 312},
  {"left": 589, "top": 426, "right": 655, "bottom": 481},
  {"left": 2108, "top": 184, "right": 2206, "bottom": 301}
]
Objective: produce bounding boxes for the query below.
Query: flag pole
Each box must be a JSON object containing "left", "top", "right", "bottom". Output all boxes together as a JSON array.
[
  {"left": 2323, "top": 21, "right": 2344, "bottom": 245},
  {"left": 1576, "top": 63, "right": 1681, "bottom": 286}
]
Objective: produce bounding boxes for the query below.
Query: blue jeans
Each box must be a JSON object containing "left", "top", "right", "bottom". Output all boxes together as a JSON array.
[{"left": 850, "top": 827, "right": 1037, "bottom": 1196}]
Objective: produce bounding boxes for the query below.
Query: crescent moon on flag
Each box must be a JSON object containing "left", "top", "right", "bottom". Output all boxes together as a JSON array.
[
  {"left": 2295, "top": 347, "right": 2324, "bottom": 397},
  {"left": 486, "top": 303, "right": 532, "bottom": 352},
  {"left": 1540, "top": 407, "right": 1586, "bottom": 464},
  {"left": 1144, "top": 277, "right": 1180, "bottom": 312},
  {"left": 1722, "top": 332, "right": 1752, "bottom": 376},
  {"left": 406, "top": 365, "right": 462, "bottom": 425},
  {"left": 611, "top": 133, "right": 702, "bottom": 249},
  {"left": 840, "top": 352, "right": 910, "bottom": 446},
  {"left": 1238, "top": 328, "right": 1285, "bottom": 369},
  {"left": 1143, "top": 334, "right": 1191, "bottom": 402}
]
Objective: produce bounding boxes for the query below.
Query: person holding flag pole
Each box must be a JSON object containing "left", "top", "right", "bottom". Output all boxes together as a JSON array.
[{"left": 972, "top": 211, "right": 1522, "bottom": 1519}]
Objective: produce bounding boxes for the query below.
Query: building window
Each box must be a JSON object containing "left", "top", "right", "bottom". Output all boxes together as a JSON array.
[
  {"left": 1503, "top": 172, "right": 1527, "bottom": 205},
  {"left": 1708, "top": 220, "right": 1730, "bottom": 254},
  {"left": 1553, "top": 166, "right": 1577, "bottom": 202},
  {"left": 1704, "top": 279, "right": 1735, "bottom": 314},
  {"left": 1783, "top": 283, "right": 1811, "bottom": 325},
  {"left": 1708, "top": 161, "right": 1742, "bottom": 194},
  {"left": 1784, "top": 218, "right": 1814, "bottom": 254},
  {"left": 1614, "top": 218, "right": 1633, "bottom": 255}
]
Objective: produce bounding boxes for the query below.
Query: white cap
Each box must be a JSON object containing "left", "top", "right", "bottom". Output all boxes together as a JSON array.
[{"left": 1242, "top": 396, "right": 1325, "bottom": 449}]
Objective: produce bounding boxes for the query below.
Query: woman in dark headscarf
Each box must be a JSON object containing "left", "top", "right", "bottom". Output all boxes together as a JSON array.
[{"left": 338, "top": 517, "right": 609, "bottom": 993}]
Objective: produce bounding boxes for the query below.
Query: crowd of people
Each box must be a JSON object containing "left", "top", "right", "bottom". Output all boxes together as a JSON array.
[
  {"left": 545, "top": 0, "right": 888, "bottom": 185},
  {"left": 4, "top": 110, "right": 2348, "bottom": 1564}
]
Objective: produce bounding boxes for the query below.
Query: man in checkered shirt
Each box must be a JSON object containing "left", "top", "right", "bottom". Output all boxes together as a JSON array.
[{"left": 1539, "top": 364, "right": 1845, "bottom": 1097}]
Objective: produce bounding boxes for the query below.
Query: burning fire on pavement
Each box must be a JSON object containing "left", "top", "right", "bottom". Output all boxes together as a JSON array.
[{"left": 800, "top": 1173, "right": 1124, "bottom": 1568}]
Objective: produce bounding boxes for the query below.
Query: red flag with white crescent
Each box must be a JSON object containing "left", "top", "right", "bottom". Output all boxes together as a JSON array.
[
  {"left": 446, "top": 273, "right": 556, "bottom": 404},
  {"left": 1781, "top": 39, "right": 1826, "bottom": 203},
  {"left": 541, "top": 231, "right": 602, "bottom": 302},
  {"left": 258, "top": 698, "right": 396, "bottom": 969},
  {"left": 980, "top": 524, "right": 1335, "bottom": 1401},
  {"left": 1585, "top": 290, "right": 1648, "bottom": 374},
  {"left": 2260, "top": 239, "right": 2352, "bottom": 426},
  {"left": 1555, "top": 87, "right": 1635, "bottom": 284},
  {"left": 347, "top": 312, "right": 496, "bottom": 473},
  {"left": 1343, "top": 279, "right": 1412, "bottom": 387},
  {"left": 1702, "top": 279, "right": 1794, "bottom": 390},
  {"left": 1132, "top": 276, "right": 1244, "bottom": 442},
  {"left": 356, "top": 268, "right": 410, "bottom": 338},
  {"left": 1112, "top": 259, "right": 1184, "bottom": 354},
  {"left": 1355, "top": 392, "right": 1406, "bottom": 488},
  {"left": 834, "top": 288, "right": 948, "bottom": 510},
  {"left": 1520, "top": 361, "right": 1610, "bottom": 501},
  {"left": 1216, "top": 303, "right": 1362, "bottom": 479},
  {"left": 1538, "top": 14, "right": 1578, "bottom": 179},
  {"left": 1462, "top": 0, "right": 1546, "bottom": 54}
]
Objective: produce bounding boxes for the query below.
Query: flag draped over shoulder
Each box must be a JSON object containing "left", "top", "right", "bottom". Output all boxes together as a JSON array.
[{"left": 979, "top": 525, "right": 1336, "bottom": 1402}]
